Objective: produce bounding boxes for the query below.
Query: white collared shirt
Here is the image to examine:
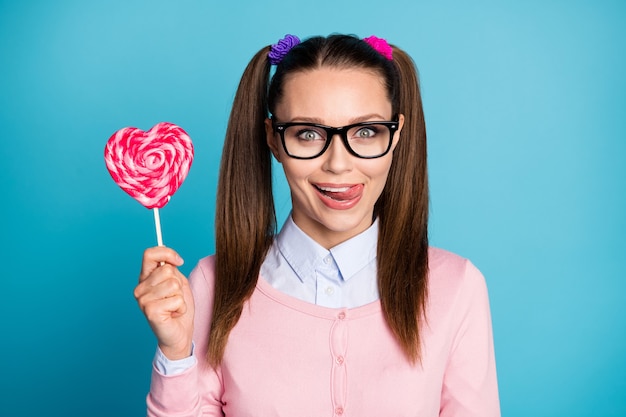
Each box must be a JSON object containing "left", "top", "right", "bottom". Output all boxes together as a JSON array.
[{"left": 260, "top": 214, "right": 379, "bottom": 308}]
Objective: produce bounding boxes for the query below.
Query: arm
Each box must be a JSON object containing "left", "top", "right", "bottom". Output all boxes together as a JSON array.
[
  {"left": 135, "top": 250, "right": 224, "bottom": 416},
  {"left": 440, "top": 261, "right": 501, "bottom": 417}
]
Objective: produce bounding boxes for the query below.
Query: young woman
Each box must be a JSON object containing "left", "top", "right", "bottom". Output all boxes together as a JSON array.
[{"left": 134, "top": 34, "right": 500, "bottom": 416}]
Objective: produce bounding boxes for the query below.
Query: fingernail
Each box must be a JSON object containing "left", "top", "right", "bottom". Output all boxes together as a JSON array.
[{"left": 176, "top": 255, "right": 184, "bottom": 265}]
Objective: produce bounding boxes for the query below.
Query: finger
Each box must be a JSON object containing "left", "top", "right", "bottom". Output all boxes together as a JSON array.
[
  {"left": 139, "top": 246, "right": 184, "bottom": 281},
  {"left": 142, "top": 293, "right": 188, "bottom": 324},
  {"left": 134, "top": 266, "right": 186, "bottom": 300},
  {"left": 137, "top": 275, "right": 182, "bottom": 302}
]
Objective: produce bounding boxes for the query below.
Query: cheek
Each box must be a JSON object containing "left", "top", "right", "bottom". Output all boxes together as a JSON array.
[
  {"left": 280, "top": 161, "right": 313, "bottom": 186},
  {"left": 363, "top": 158, "right": 394, "bottom": 186}
]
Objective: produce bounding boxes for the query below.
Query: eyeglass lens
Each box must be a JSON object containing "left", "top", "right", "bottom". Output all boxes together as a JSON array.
[{"left": 282, "top": 123, "right": 392, "bottom": 158}]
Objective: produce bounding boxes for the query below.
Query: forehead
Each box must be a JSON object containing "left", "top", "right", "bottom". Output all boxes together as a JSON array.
[{"left": 275, "top": 67, "right": 392, "bottom": 124}]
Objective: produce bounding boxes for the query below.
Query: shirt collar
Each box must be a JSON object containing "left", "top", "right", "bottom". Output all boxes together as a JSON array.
[
  {"left": 276, "top": 214, "right": 378, "bottom": 283},
  {"left": 330, "top": 219, "right": 378, "bottom": 279}
]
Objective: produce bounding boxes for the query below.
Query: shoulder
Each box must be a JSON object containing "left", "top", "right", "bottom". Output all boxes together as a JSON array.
[
  {"left": 188, "top": 255, "right": 217, "bottom": 309},
  {"left": 190, "top": 254, "right": 216, "bottom": 283},
  {"left": 427, "top": 247, "right": 489, "bottom": 309},
  {"left": 428, "top": 247, "right": 485, "bottom": 285}
]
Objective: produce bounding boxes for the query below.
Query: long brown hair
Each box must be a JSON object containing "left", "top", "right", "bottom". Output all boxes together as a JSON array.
[{"left": 209, "top": 35, "right": 428, "bottom": 366}]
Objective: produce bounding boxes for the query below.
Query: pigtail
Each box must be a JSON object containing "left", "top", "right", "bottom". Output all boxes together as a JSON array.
[
  {"left": 375, "top": 45, "right": 429, "bottom": 364},
  {"left": 209, "top": 46, "right": 276, "bottom": 366}
]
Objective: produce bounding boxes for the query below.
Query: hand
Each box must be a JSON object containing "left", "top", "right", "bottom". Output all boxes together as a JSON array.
[{"left": 134, "top": 246, "right": 194, "bottom": 360}]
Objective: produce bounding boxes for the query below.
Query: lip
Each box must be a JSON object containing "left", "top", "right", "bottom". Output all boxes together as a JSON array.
[{"left": 312, "top": 183, "right": 364, "bottom": 210}]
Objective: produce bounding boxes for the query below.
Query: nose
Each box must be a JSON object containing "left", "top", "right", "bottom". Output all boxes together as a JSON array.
[{"left": 322, "top": 133, "right": 353, "bottom": 173}]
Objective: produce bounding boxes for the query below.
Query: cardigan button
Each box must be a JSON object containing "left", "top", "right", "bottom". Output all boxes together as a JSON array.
[{"left": 335, "top": 407, "right": 344, "bottom": 415}]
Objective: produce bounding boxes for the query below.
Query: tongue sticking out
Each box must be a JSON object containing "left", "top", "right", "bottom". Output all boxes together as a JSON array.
[{"left": 317, "top": 184, "right": 363, "bottom": 201}]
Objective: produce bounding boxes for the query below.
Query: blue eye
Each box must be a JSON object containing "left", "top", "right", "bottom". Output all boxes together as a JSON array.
[
  {"left": 296, "top": 128, "right": 324, "bottom": 141},
  {"left": 356, "top": 127, "right": 377, "bottom": 138},
  {"left": 350, "top": 126, "right": 381, "bottom": 140}
]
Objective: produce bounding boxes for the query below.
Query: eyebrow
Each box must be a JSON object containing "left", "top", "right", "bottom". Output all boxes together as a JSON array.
[{"left": 286, "top": 113, "right": 391, "bottom": 125}]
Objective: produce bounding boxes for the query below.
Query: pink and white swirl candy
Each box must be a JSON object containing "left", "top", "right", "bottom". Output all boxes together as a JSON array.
[{"left": 104, "top": 122, "right": 194, "bottom": 209}]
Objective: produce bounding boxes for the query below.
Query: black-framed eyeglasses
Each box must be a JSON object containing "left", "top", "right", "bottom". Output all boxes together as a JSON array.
[{"left": 271, "top": 117, "right": 399, "bottom": 159}]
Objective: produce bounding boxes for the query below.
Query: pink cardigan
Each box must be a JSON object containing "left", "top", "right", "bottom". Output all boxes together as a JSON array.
[{"left": 147, "top": 248, "right": 500, "bottom": 416}]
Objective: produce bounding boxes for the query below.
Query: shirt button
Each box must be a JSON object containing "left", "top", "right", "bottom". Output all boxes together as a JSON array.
[
  {"left": 335, "top": 407, "right": 344, "bottom": 415},
  {"left": 325, "top": 286, "right": 335, "bottom": 295},
  {"left": 336, "top": 356, "right": 344, "bottom": 365},
  {"left": 337, "top": 312, "right": 346, "bottom": 320},
  {"left": 324, "top": 256, "right": 331, "bottom": 264}
]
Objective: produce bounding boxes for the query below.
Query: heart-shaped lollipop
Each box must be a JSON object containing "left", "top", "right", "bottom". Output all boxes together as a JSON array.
[
  {"left": 104, "top": 122, "right": 194, "bottom": 209},
  {"left": 105, "top": 122, "right": 194, "bottom": 246}
]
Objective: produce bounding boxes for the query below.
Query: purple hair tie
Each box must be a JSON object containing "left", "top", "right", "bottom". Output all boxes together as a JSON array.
[
  {"left": 268, "top": 34, "right": 301, "bottom": 65},
  {"left": 363, "top": 35, "right": 393, "bottom": 61}
]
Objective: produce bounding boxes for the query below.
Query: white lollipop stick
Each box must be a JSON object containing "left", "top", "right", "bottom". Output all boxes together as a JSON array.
[
  {"left": 153, "top": 207, "right": 164, "bottom": 247},
  {"left": 153, "top": 208, "right": 165, "bottom": 266}
]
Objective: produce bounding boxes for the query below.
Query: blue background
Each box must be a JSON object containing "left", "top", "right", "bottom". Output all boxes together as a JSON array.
[{"left": 1, "top": 0, "right": 624, "bottom": 416}]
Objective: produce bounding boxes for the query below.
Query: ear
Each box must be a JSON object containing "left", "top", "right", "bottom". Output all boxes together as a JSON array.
[
  {"left": 265, "top": 118, "right": 281, "bottom": 162},
  {"left": 390, "top": 113, "right": 405, "bottom": 152}
]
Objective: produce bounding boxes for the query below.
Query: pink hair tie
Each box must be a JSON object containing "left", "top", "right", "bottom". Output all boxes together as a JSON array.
[{"left": 363, "top": 35, "right": 393, "bottom": 61}]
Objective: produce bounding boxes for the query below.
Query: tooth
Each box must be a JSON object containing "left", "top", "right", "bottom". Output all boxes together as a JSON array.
[{"left": 319, "top": 186, "right": 350, "bottom": 192}]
